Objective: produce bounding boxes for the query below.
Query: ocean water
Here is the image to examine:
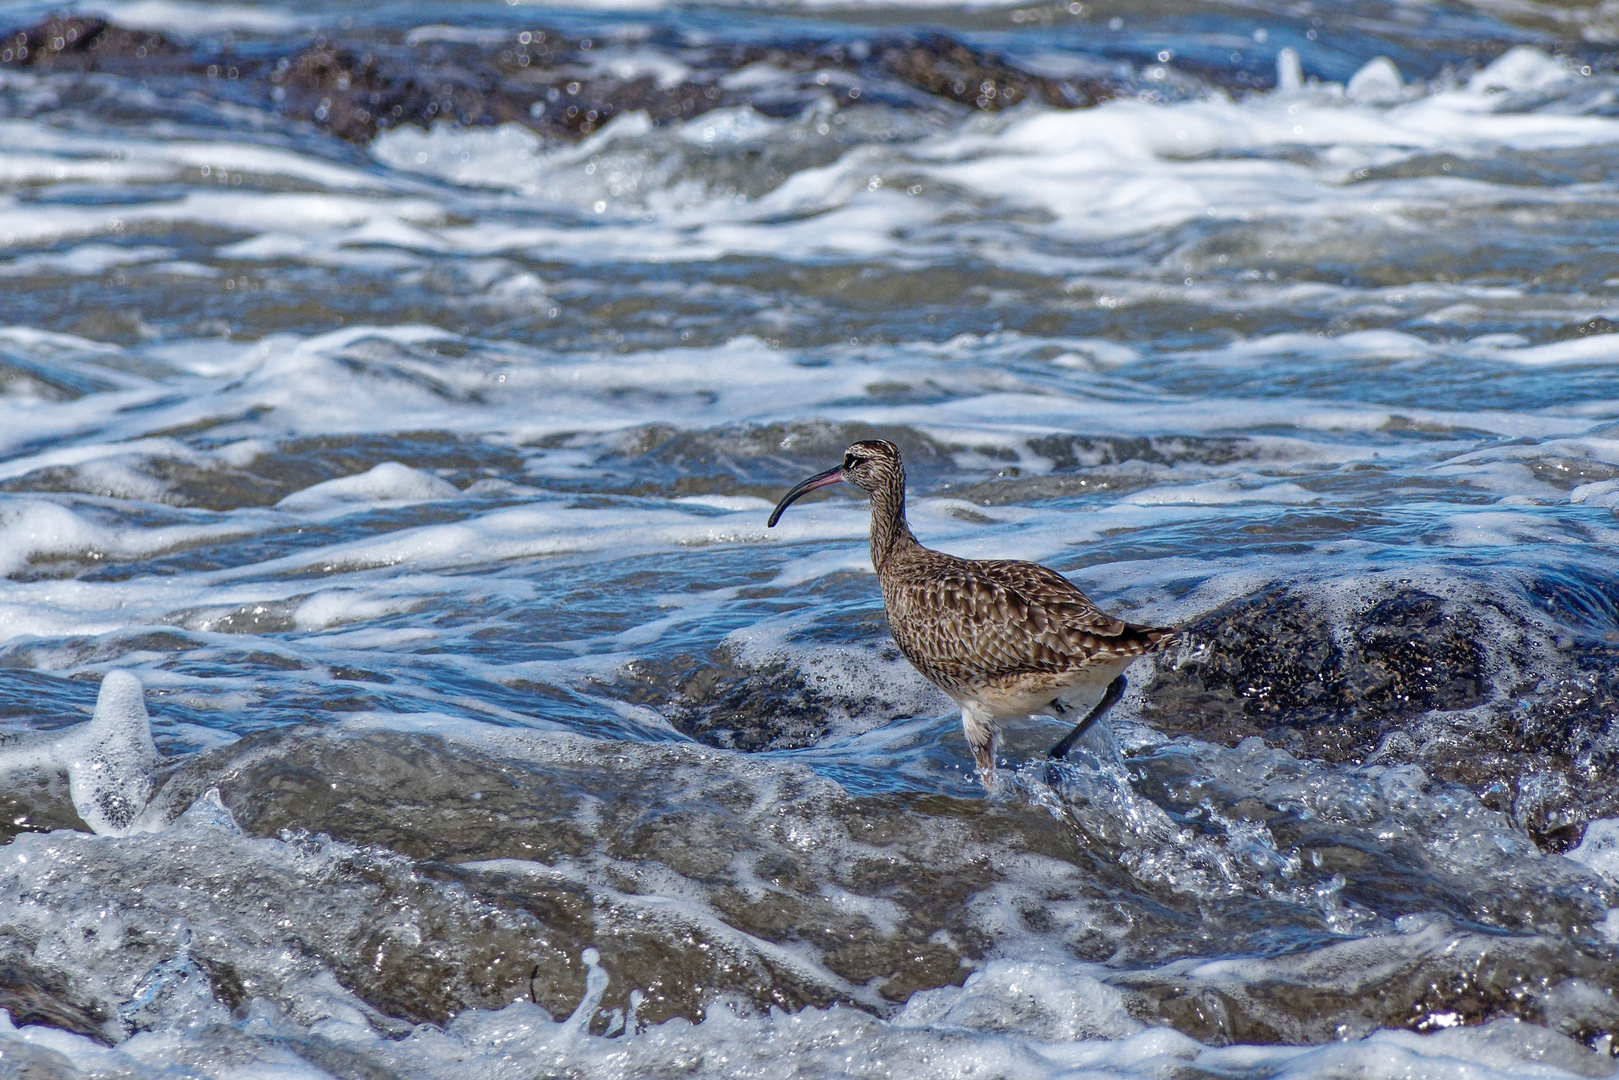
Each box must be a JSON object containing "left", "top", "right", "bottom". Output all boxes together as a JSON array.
[{"left": 3, "top": 0, "right": 1619, "bottom": 1075}]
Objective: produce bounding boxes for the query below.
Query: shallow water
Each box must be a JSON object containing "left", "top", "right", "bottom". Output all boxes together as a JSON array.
[{"left": 3, "top": 0, "right": 1619, "bottom": 1075}]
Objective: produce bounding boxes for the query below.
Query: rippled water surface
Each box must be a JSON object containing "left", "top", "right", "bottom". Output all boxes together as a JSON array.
[{"left": 3, "top": 0, "right": 1619, "bottom": 1075}]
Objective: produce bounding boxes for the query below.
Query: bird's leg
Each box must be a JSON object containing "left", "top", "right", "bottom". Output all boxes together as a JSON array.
[
  {"left": 1048, "top": 675, "right": 1127, "bottom": 760},
  {"left": 960, "top": 703, "right": 998, "bottom": 784}
]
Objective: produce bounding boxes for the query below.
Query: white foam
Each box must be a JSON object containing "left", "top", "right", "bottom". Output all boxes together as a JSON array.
[
  {"left": 0, "top": 191, "right": 442, "bottom": 249},
  {"left": 896, "top": 959, "right": 1141, "bottom": 1041},
  {"left": 294, "top": 589, "right": 425, "bottom": 632},
  {"left": 0, "top": 121, "right": 386, "bottom": 193},
  {"left": 1192, "top": 327, "right": 1619, "bottom": 374},
  {"left": 1445, "top": 509, "right": 1562, "bottom": 547},
  {"left": 504, "top": 0, "right": 666, "bottom": 9},
  {"left": 1276, "top": 47, "right": 1304, "bottom": 95},
  {"left": 1571, "top": 479, "right": 1619, "bottom": 507},
  {"left": 705, "top": 0, "right": 1030, "bottom": 7},
  {"left": 0, "top": 671, "right": 166, "bottom": 837},
  {"left": 1, "top": 39, "right": 1615, "bottom": 280},
  {"left": 720, "top": 62, "right": 798, "bottom": 92},
  {"left": 679, "top": 106, "right": 779, "bottom": 146},
  {"left": 171, "top": 786, "right": 242, "bottom": 834},
  {"left": 371, "top": 122, "right": 552, "bottom": 191},
  {"left": 0, "top": 499, "right": 252, "bottom": 578},
  {"left": 1347, "top": 57, "right": 1405, "bottom": 105},
  {"left": 0, "top": 309, "right": 1609, "bottom": 684},
  {"left": 1474, "top": 335, "right": 1619, "bottom": 367},
  {"left": 584, "top": 47, "right": 692, "bottom": 90},
  {"left": 1, "top": 955, "right": 1605, "bottom": 1079},
  {"left": 277, "top": 462, "right": 462, "bottom": 512},
  {"left": 75, "top": 0, "right": 306, "bottom": 32},
  {"left": 1469, "top": 46, "right": 1577, "bottom": 95},
  {"left": 1567, "top": 818, "right": 1619, "bottom": 882},
  {"left": 0, "top": 153, "right": 169, "bottom": 186},
  {"left": 0, "top": 695, "right": 1609, "bottom": 1078},
  {"left": 1122, "top": 479, "right": 1319, "bottom": 506},
  {"left": 913, "top": 57, "right": 1619, "bottom": 246},
  {"left": 403, "top": 24, "right": 513, "bottom": 47},
  {"left": 149, "top": 259, "right": 221, "bottom": 278}
]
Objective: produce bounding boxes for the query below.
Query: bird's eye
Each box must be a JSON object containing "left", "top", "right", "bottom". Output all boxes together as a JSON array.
[{"left": 844, "top": 454, "right": 856, "bottom": 469}]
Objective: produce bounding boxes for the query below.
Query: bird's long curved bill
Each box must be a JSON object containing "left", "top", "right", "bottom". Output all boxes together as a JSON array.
[{"left": 767, "top": 466, "right": 844, "bottom": 527}]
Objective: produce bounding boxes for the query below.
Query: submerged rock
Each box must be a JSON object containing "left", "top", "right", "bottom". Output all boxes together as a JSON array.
[
  {"left": 1117, "top": 916, "right": 1619, "bottom": 1049},
  {"left": 2, "top": 721, "right": 1618, "bottom": 1051},
  {"left": 0, "top": 957, "right": 115, "bottom": 1045},
  {"left": 619, "top": 633, "right": 948, "bottom": 752},
  {"left": 618, "top": 650, "right": 842, "bottom": 751}
]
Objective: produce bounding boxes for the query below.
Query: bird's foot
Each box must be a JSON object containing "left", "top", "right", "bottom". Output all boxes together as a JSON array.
[{"left": 976, "top": 765, "right": 1015, "bottom": 801}]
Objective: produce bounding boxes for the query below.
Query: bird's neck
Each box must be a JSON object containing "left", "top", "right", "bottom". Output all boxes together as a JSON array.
[{"left": 868, "top": 471, "right": 916, "bottom": 573}]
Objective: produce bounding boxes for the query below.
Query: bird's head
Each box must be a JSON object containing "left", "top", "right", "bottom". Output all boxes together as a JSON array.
[
  {"left": 767, "top": 439, "right": 904, "bottom": 527},
  {"left": 838, "top": 439, "right": 903, "bottom": 494}
]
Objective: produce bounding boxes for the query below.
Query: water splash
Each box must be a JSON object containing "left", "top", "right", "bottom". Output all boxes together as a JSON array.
[{"left": 0, "top": 671, "right": 163, "bottom": 836}]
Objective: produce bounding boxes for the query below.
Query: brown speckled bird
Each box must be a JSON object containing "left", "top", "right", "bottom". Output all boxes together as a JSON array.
[{"left": 768, "top": 439, "right": 1177, "bottom": 780}]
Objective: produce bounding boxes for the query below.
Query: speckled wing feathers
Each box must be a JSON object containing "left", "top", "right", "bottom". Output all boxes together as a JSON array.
[{"left": 881, "top": 549, "right": 1175, "bottom": 691}]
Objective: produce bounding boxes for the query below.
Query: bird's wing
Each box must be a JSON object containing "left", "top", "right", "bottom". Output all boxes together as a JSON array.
[
  {"left": 885, "top": 557, "right": 1175, "bottom": 683},
  {"left": 976, "top": 559, "right": 1176, "bottom": 661}
]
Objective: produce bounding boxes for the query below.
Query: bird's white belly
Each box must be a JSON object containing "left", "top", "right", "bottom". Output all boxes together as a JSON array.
[{"left": 957, "top": 657, "right": 1131, "bottom": 721}]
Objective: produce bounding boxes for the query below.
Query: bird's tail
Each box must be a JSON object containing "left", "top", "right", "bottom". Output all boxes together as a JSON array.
[{"left": 1120, "top": 623, "right": 1180, "bottom": 656}]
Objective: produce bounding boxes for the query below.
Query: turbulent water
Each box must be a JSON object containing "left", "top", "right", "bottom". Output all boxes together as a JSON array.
[{"left": 3, "top": 0, "right": 1619, "bottom": 1075}]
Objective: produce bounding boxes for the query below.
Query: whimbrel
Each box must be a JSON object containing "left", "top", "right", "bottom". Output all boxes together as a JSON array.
[{"left": 768, "top": 439, "right": 1177, "bottom": 781}]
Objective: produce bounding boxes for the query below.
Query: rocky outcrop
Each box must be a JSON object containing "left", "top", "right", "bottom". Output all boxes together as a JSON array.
[
  {"left": 1139, "top": 578, "right": 1619, "bottom": 850},
  {"left": 0, "top": 14, "right": 1125, "bottom": 145},
  {"left": 2, "top": 724, "right": 1611, "bottom": 1050}
]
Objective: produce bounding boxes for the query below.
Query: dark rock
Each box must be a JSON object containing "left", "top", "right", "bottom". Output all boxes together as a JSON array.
[
  {"left": 612, "top": 639, "right": 937, "bottom": 752},
  {"left": 1026, "top": 433, "right": 1266, "bottom": 470},
  {"left": 1142, "top": 586, "right": 1488, "bottom": 748},
  {"left": 1554, "top": 316, "right": 1619, "bottom": 341},
  {"left": 618, "top": 651, "right": 835, "bottom": 751},
  {"left": 0, "top": 15, "right": 174, "bottom": 69},
  {"left": 0, "top": 683, "right": 98, "bottom": 841},
  {"left": 0, "top": 15, "right": 1131, "bottom": 146},
  {"left": 269, "top": 38, "right": 675, "bottom": 142},
  {"left": 266, "top": 29, "right": 1117, "bottom": 144},
  {"left": 0, "top": 768, "right": 84, "bottom": 844},
  {"left": 0, "top": 957, "right": 115, "bottom": 1044},
  {"left": 872, "top": 33, "right": 1110, "bottom": 110},
  {"left": 1139, "top": 580, "right": 1619, "bottom": 849}
]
